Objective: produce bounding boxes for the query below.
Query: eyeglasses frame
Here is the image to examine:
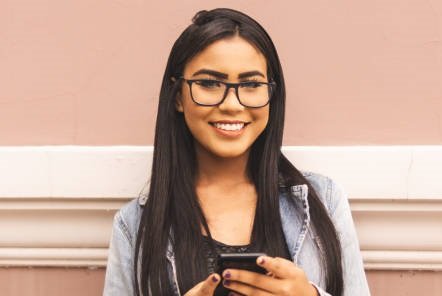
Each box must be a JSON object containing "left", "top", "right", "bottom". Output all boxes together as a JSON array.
[{"left": 179, "top": 77, "right": 276, "bottom": 108}]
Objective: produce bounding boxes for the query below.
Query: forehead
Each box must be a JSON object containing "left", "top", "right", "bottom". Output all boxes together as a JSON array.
[{"left": 183, "top": 36, "right": 267, "bottom": 77}]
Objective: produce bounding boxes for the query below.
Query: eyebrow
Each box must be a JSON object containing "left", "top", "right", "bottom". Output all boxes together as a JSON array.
[
  {"left": 191, "top": 69, "right": 265, "bottom": 80},
  {"left": 238, "top": 71, "right": 265, "bottom": 79}
]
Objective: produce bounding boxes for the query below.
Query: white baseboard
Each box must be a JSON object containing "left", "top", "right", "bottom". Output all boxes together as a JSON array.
[
  {"left": 0, "top": 146, "right": 441, "bottom": 269},
  {"left": 362, "top": 250, "right": 442, "bottom": 270},
  {"left": 1, "top": 145, "right": 441, "bottom": 198},
  {"left": 0, "top": 197, "right": 440, "bottom": 270},
  {"left": 1, "top": 248, "right": 441, "bottom": 270},
  {"left": 0, "top": 247, "right": 107, "bottom": 267}
]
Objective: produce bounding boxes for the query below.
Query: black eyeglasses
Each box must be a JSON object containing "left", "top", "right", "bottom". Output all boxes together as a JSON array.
[{"left": 179, "top": 77, "right": 276, "bottom": 108}]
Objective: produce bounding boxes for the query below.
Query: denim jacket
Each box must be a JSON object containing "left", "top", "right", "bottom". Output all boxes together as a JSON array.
[{"left": 103, "top": 171, "right": 371, "bottom": 296}]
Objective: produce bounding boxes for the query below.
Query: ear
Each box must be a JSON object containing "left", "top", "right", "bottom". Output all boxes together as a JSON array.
[
  {"left": 175, "top": 93, "right": 184, "bottom": 113},
  {"left": 171, "top": 77, "right": 184, "bottom": 113}
]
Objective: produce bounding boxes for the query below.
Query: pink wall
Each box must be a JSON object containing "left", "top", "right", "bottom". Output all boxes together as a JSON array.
[
  {"left": 1, "top": 0, "right": 441, "bottom": 145},
  {"left": 0, "top": 268, "right": 441, "bottom": 296},
  {"left": 1, "top": 1, "right": 441, "bottom": 295}
]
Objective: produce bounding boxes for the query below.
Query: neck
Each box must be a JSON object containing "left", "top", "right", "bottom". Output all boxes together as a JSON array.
[{"left": 195, "top": 144, "right": 251, "bottom": 188}]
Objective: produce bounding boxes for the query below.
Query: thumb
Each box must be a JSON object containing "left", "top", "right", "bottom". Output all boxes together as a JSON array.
[{"left": 256, "top": 256, "right": 295, "bottom": 279}]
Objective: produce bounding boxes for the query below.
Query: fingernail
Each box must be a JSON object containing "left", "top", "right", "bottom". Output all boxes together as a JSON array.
[
  {"left": 223, "top": 271, "right": 231, "bottom": 278},
  {"left": 258, "top": 257, "right": 265, "bottom": 264},
  {"left": 223, "top": 279, "right": 231, "bottom": 286},
  {"left": 211, "top": 275, "right": 218, "bottom": 282},
  {"left": 228, "top": 292, "right": 236, "bottom": 296}
]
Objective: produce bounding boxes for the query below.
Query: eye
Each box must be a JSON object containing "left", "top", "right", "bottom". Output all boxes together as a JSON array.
[
  {"left": 194, "top": 79, "right": 222, "bottom": 89},
  {"left": 240, "top": 81, "right": 264, "bottom": 88}
]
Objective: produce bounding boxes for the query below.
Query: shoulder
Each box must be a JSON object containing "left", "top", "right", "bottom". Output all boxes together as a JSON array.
[
  {"left": 112, "top": 198, "right": 143, "bottom": 247},
  {"left": 300, "top": 170, "right": 348, "bottom": 216}
]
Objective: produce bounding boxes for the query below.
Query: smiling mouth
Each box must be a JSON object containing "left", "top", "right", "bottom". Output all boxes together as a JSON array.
[{"left": 209, "top": 122, "right": 250, "bottom": 131}]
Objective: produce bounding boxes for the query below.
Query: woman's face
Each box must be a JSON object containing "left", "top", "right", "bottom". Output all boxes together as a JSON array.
[{"left": 176, "top": 35, "right": 270, "bottom": 159}]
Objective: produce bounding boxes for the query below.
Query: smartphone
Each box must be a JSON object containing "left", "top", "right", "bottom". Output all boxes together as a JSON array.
[{"left": 214, "top": 253, "right": 267, "bottom": 296}]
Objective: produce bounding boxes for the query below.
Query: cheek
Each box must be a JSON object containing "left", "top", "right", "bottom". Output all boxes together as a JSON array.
[
  {"left": 252, "top": 107, "right": 270, "bottom": 131},
  {"left": 181, "top": 100, "right": 211, "bottom": 134}
]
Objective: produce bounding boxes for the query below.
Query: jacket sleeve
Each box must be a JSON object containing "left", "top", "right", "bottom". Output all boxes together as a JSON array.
[
  {"left": 103, "top": 211, "right": 135, "bottom": 296},
  {"left": 310, "top": 281, "right": 332, "bottom": 296},
  {"left": 327, "top": 178, "right": 371, "bottom": 296}
]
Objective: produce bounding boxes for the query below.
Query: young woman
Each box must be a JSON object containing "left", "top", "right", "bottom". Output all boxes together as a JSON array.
[{"left": 103, "top": 8, "right": 370, "bottom": 296}]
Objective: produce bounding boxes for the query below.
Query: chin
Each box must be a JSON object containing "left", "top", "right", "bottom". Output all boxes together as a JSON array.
[
  {"left": 209, "top": 147, "right": 250, "bottom": 159},
  {"left": 195, "top": 140, "right": 251, "bottom": 160},
  {"left": 215, "top": 151, "right": 245, "bottom": 159}
]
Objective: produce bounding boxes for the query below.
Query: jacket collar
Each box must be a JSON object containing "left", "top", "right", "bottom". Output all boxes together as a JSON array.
[{"left": 279, "top": 184, "right": 311, "bottom": 264}]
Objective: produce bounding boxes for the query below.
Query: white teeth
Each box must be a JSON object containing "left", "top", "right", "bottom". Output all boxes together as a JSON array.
[{"left": 213, "top": 123, "right": 245, "bottom": 131}]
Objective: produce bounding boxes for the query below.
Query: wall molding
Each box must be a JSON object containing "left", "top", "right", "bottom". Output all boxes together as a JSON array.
[
  {"left": 350, "top": 198, "right": 442, "bottom": 270},
  {"left": 1, "top": 145, "right": 442, "bottom": 198},
  {"left": 0, "top": 247, "right": 107, "bottom": 267},
  {"left": 0, "top": 146, "right": 441, "bottom": 269},
  {"left": 362, "top": 250, "right": 442, "bottom": 270}
]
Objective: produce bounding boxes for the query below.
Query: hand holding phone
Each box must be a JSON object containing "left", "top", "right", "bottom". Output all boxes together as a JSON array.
[{"left": 214, "top": 253, "right": 267, "bottom": 296}]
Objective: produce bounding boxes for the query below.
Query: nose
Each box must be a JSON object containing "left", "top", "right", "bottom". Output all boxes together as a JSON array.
[{"left": 218, "top": 87, "right": 245, "bottom": 112}]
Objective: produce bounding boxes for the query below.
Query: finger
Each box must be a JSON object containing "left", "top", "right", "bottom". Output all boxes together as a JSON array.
[
  {"left": 223, "top": 269, "right": 278, "bottom": 293},
  {"left": 196, "top": 273, "right": 221, "bottom": 295},
  {"left": 223, "top": 279, "right": 272, "bottom": 296},
  {"left": 257, "top": 256, "right": 299, "bottom": 279}
]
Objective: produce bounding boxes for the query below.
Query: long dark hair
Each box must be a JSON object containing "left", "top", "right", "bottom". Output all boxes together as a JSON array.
[{"left": 135, "top": 8, "right": 343, "bottom": 295}]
